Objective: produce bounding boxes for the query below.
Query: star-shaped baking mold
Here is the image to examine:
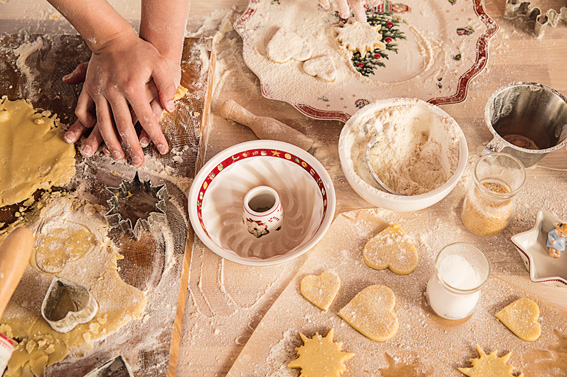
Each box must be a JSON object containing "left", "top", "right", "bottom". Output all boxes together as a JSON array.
[
  {"left": 335, "top": 20, "right": 386, "bottom": 55},
  {"left": 288, "top": 328, "right": 354, "bottom": 377},
  {"left": 458, "top": 345, "right": 523, "bottom": 377},
  {"left": 105, "top": 172, "right": 168, "bottom": 240}
]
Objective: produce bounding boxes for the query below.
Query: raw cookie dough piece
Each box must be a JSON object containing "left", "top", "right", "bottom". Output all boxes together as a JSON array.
[
  {"left": 338, "top": 284, "right": 398, "bottom": 342},
  {"left": 0, "top": 194, "right": 147, "bottom": 377},
  {"left": 0, "top": 98, "right": 76, "bottom": 207},
  {"left": 266, "top": 28, "right": 312, "bottom": 63},
  {"left": 495, "top": 298, "right": 541, "bottom": 342},
  {"left": 363, "top": 224, "right": 418, "bottom": 275},
  {"left": 300, "top": 271, "right": 340, "bottom": 311},
  {"left": 288, "top": 328, "right": 354, "bottom": 377},
  {"left": 335, "top": 20, "right": 386, "bottom": 55},
  {"left": 458, "top": 344, "right": 523, "bottom": 377},
  {"left": 303, "top": 56, "right": 337, "bottom": 82}
]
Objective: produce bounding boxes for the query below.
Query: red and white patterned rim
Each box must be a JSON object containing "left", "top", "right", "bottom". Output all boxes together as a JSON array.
[
  {"left": 235, "top": 0, "right": 499, "bottom": 121},
  {"left": 195, "top": 148, "right": 329, "bottom": 239}
]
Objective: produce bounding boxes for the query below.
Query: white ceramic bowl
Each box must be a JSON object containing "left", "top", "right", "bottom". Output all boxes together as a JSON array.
[
  {"left": 338, "top": 98, "right": 468, "bottom": 212},
  {"left": 188, "top": 140, "right": 336, "bottom": 266},
  {"left": 511, "top": 209, "right": 567, "bottom": 288}
]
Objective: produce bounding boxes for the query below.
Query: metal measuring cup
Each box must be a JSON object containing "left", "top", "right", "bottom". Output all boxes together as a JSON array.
[{"left": 484, "top": 82, "right": 567, "bottom": 167}]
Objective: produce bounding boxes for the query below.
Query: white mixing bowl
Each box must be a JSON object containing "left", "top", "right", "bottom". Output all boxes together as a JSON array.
[{"left": 339, "top": 98, "right": 468, "bottom": 212}]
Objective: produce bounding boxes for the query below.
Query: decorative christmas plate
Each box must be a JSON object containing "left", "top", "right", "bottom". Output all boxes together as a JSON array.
[
  {"left": 188, "top": 140, "right": 336, "bottom": 266},
  {"left": 234, "top": 0, "right": 499, "bottom": 121}
]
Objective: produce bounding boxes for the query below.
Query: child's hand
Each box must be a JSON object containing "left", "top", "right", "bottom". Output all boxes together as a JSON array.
[{"left": 63, "top": 30, "right": 177, "bottom": 167}]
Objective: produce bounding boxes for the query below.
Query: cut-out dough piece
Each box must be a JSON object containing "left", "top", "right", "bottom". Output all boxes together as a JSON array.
[
  {"left": 288, "top": 328, "right": 354, "bottom": 377},
  {"left": 495, "top": 298, "right": 541, "bottom": 342},
  {"left": 335, "top": 20, "right": 386, "bottom": 55},
  {"left": 458, "top": 344, "right": 523, "bottom": 377},
  {"left": 0, "top": 98, "right": 76, "bottom": 206},
  {"left": 338, "top": 284, "right": 398, "bottom": 342},
  {"left": 303, "top": 56, "right": 337, "bottom": 82},
  {"left": 300, "top": 271, "right": 341, "bottom": 311},
  {"left": 363, "top": 224, "right": 418, "bottom": 275},
  {"left": 266, "top": 28, "right": 312, "bottom": 63}
]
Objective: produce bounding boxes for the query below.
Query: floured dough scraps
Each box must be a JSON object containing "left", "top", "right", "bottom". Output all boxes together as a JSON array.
[
  {"left": 338, "top": 284, "right": 398, "bottom": 342},
  {"left": 0, "top": 98, "right": 76, "bottom": 207},
  {"left": 303, "top": 56, "right": 337, "bottom": 82},
  {"left": 335, "top": 20, "right": 386, "bottom": 55},
  {"left": 288, "top": 328, "right": 354, "bottom": 377},
  {"left": 495, "top": 298, "right": 541, "bottom": 342},
  {"left": 300, "top": 271, "right": 341, "bottom": 311},
  {"left": 266, "top": 28, "right": 312, "bottom": 63},
  {"left": 363, "top": 224, "right": 418, "bottom": 275},
  {"left": 458, "top": 344, "right": 523, "bottom": 377},
  {"left": 0, "top": 194, "right": 146, "bottom": 377}
]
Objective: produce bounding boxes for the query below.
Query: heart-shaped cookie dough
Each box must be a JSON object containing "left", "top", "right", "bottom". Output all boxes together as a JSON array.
[
  {"left": 363, "top": 224, "right": 418, "bottom": 275},
  {"left": 496, "top": 298, "right": 541, "bottom": 341},
  {"left": 300, "top": 271, "right": 341, "bottom": 312},
  {"left": 338, "top": 284, "right": 398, "bottom": 342},
  {"left": 266, "top": 28, "right": 312, "bottom": 63}
]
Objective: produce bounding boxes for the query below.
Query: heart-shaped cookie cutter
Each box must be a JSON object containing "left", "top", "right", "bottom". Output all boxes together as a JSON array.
[
  {"left": 105, "top": 172, "right": 168, "bottom": 241},
  {"left": 41, "top": 276, "right": 98, "bottom": 333},
  {"left": 83, "top": 355, "right": 134, "bottom": 377},
  {"left": 504, "top": 0, "right": 567, "bottom": 38}
]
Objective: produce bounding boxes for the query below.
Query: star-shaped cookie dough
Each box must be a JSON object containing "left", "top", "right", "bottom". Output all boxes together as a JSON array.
[
  {"left": 288, "top": 329, "right": 355, "bottom": 377},
  {"left": 458, "top": 345, "right": 523, "bottom": 377},
  {"left": 335, "top": 20, "right": 386, "bottom": 55}
]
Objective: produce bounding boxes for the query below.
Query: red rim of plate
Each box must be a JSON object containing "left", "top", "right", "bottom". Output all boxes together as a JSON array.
[{"left": 234, "top": 0, "right": 499, "bottom": 121}]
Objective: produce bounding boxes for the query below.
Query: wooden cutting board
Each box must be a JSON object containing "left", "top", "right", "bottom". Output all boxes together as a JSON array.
[
  {"left": 227, "top": 209, "right": 567, "bottom": 376},
  {"left": 0, "top": 34, "right": 210, "bottom": 376}
]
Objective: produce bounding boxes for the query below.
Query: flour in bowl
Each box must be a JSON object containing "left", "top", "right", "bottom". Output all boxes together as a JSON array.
[{"left": 349, "top": 102, "right": 461, "bottom": 196}]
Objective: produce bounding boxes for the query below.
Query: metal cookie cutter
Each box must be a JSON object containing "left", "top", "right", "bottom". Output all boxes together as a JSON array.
[
  {"left": 504, "top": 0, "right": 567, "bottom": 38},
  {"left": 83, "top": 355, "right": 134, "bottom": 377},
  {"left": 41, "top": 277, "right": 98, "bottom": 333},
  {"left": 105, "top": 172, "right": 168, "bottom": 241}
]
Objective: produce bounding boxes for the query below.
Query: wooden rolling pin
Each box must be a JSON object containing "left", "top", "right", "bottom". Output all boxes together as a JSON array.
[
  {"left": 220, "top": 100, "right": 314, "bottom": 151},
  {"left": 0, "top": 228, "right": 34, "bottom": 319}
]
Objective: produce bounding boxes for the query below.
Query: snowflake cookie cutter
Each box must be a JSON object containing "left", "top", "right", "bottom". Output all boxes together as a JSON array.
[
  {"left": 504, "top": 0, "right": 567, "bottom": 38},
  {"left": 83, "top": 355, "right": 134, "bottom": 377},
  {"left": 105, "top": 172, "right": 168, "bottom": 241}
]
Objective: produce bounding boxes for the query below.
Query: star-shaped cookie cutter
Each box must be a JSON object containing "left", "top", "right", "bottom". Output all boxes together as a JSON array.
[
  {"left": 105, "top": 172, "right": 168, "bottom": 240},
  {"left": 504, "top": 0, "right": 567, "bottom": 38}
]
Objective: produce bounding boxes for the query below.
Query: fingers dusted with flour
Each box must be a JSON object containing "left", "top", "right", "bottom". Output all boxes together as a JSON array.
[
  {"left": 321, "top": 0, "right": 385, "bottom": 23},
  {"left": 49, "top": 0, "right": 188, "bottom": 165}
]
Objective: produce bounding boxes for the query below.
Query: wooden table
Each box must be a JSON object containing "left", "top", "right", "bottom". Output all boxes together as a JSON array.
[
  {"left": 1, "top": 0, "right": 566, "bottom": 375},
  {"left": 173, "top": 0, "right": 567, "bottom": 375}
]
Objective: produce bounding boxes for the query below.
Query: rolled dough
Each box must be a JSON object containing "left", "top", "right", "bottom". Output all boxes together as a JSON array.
[
  {"left": 266, "top": 28, "right": 312, "bottom": 63},
  {"left": 334, "top": 20, "right": 386, "bottom": 55},
  {"left": 0, "top": 98, "right": 76, "bottom": 207},
  {"left": 303, "top": 56, "right": 337, "bottom": 82},
  {"left": 0, "top": 194, "right": 147, "bottom": 377}
]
